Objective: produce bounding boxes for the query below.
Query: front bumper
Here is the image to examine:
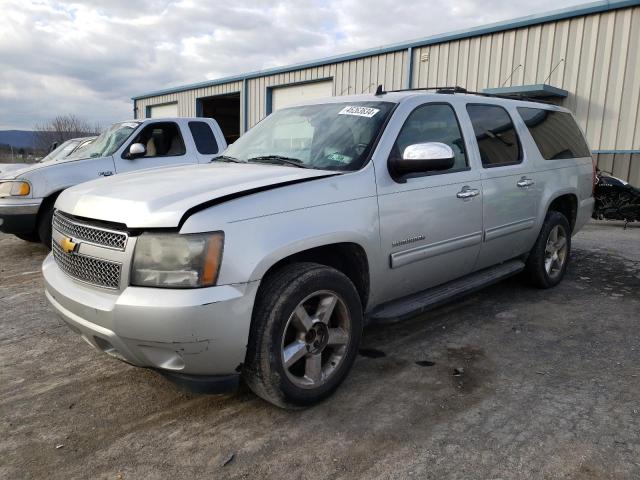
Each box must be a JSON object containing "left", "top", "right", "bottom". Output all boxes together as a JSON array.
[
  {"left": 0, "top": 198, "right": 42, "bottom": 234},
  {"left": 43, "top": 253, "right": 259, "bottom": 377}
]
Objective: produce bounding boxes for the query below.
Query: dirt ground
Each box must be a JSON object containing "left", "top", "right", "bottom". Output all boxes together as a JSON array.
[{"left": 1, "top": 221, "right": 639, "bottom": 479}]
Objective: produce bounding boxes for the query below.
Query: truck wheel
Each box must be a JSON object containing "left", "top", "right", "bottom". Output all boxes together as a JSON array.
[
  {"left": 37, "top": 203, "right": 55, "bottom": 250},
  {"left": 244, "top": 262, "right": 363, "bottom": 408},
  {"left": 525, "top": 211, "right": 571, "bottom": 289}
]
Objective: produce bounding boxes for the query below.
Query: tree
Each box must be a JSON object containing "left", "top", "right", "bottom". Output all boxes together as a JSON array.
[{"left": 33, "top": 114, "right": 101, "bottom": 152}]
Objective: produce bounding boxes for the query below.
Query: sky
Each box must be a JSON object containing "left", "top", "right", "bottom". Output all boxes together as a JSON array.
[{"left": 0, "top": 0, "right": 587, "bottom": 130}]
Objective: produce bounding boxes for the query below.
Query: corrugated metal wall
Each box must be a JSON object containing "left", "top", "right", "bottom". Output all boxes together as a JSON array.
[
  {"left": 245, "top": 50, "right": 408, "bottom": 127},
  {"left": 410, "top": 5, "right": 640, "bottom": 184},
  {"left": 134, "top": 5, "right": 639, "bottom": 184},
  {"left": 134, "top": 80, "right": 243, "bottom": 125}
]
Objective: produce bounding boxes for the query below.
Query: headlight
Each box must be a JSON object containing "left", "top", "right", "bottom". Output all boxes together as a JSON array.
[
  {"left": 131, "top": 232, "right": 224, "bottom": 288},
  {"left": 0, "top": 181, "right": 30, "bottom": 198}
]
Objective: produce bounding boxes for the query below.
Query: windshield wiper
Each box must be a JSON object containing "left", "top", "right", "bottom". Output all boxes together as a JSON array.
[
  {"left": 212, "top": 155, "right": 245, "bottom": 163},
  {"left": 247, "top": 155, "right": 312, "bottom": 169}
]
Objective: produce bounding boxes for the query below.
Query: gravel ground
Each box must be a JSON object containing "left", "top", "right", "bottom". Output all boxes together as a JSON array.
[{"left": 1, "top": 221, "right": 639, "bottom": 479}]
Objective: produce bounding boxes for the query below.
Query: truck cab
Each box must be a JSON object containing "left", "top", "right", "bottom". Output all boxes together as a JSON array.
[{"left": 0, "top": 117, "right": 226, "bottom": 245}]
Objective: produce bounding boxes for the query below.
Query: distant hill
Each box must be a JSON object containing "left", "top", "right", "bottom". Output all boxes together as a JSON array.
[{"left": 0, "top": 131, "right": 36, "bottom": 149}]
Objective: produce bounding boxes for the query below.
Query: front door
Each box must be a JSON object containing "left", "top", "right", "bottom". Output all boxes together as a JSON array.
[
  {"left": 465, "top": 104, "right": 538, "bottom": 270},
  {"left": 376, "top": 102, "right": 483, "bottom": 303},
  {"left": 115, "top": 121, "right": 194, "bottom": 173}
]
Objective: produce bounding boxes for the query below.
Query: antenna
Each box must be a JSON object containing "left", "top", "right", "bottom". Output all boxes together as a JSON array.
[
  {"left": 543, "top": 58, "right": 564, "bottom": 84},
  {"left": 501, "top": 64, "right": 523, "bottom": 87},
  {"left": 374, "top": 85, "right": 386, "bottom": 96}
]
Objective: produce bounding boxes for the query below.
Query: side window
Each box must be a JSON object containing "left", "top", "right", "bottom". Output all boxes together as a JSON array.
[
  {"left": 517, "top": 108, "right": 591, "bottom": 159},
  {"left": 391, "top": 103, "right": 468, "bottom": 173},
  {"left": 129, "top": 122, "right": 186, "bottom": 158},
  {"left": 466, "top": 104, "right": 521, "bottom": 167},
  {"left": 188, "top": 121, "right": 219, "bottom": 155}
]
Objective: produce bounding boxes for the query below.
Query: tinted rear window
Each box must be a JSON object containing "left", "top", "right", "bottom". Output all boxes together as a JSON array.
[
  {"left": 466, "top": 104, "right": 521, "bottom": 167},
  {"left": 189, "top": 121, "right": 218, "bottom": 155},
  {"left": 517, "top": 108, "right": 591, "bottom": 159}
]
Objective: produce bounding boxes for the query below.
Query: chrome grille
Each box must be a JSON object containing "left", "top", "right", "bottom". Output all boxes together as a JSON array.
[
  {"left": 52, "top": 240, "right": 122, "bottom": 289},
  {"left": 53, "top": 211, "right": 128, "bottom": 250}
]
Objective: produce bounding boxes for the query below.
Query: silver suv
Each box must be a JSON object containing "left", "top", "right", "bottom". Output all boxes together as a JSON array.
[{"left": 43, "top": 90, "right": 595, "bottom": 408}]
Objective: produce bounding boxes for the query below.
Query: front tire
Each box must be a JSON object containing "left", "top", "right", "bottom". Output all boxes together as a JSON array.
[
  {"left": 243, "top": 263, "right": 363, "bottom": 409},
  {"left": 37, "top": 203, "right": 54, "bottom": 249},
  {"left": 525, "top": 211, "right": 571, "bottom": 288}
]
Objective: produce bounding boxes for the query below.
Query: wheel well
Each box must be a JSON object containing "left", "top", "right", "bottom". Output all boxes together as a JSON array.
[
  {"left": 34, "top": 191, "right": 62, "bottom": 238},
  {"left": 263, "top": 243, "right": 370, "bottom": 308},
  {"left": 37, "top": 191, "right": 62, "bottom": 219},
  {"left": 548, "top": 194, "right": 577, "bottom": 231}
]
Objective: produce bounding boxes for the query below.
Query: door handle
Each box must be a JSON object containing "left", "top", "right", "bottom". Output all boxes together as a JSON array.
[
  {"left": 517, "top": 177, "right": 535, "bottom": 188},
  {"left": 457, "top": 186, "right": 480, "bottom": 199}
]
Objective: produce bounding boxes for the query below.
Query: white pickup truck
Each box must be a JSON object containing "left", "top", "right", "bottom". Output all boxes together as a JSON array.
[{"left": 0, "top": 117, "right": 226, "bottom": 246}]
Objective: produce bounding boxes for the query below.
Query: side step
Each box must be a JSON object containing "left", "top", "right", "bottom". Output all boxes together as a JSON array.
[{"left": 367, "top": 259, "right": 525, "bottom": 325}]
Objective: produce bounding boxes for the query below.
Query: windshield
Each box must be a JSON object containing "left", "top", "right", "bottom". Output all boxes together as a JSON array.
[
  {"left": 66, "top": 122, "right": 139, "bottom": 160},
  {"left": 38, "top": 139, "right": 80, "bottom": 163},
  {"left": 220, "top": 101, "right": 394, "bottom": 171}
]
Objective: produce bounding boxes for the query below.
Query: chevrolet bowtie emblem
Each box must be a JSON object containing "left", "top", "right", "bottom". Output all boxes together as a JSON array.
[{"left": 60, "top": 237, "right": 79, "bottom": 254}]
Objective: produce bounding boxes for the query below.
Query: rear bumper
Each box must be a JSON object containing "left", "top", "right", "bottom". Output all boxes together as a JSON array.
[
  {"left": 0, "top": 199, "right": 41, "bottom": 234},
  {"left": 43, "top": 253, "right": 260, "bottom": 376}
]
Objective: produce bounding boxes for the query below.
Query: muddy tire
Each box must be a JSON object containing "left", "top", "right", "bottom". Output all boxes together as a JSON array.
[
  {"left": 525, "top": 211, "right": 571, "bottom": 289},
  {"left": 243, "top": 262, "right": 363, "bottom": 409}
]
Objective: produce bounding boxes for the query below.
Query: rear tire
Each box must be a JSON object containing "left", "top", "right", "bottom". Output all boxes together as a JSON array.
[
  {"left": 37, "top": 203, "right": 54, "bottom": 250},
  {"left": 243, "top": 262, "right": 363, "bottom": 409},
  {"left": 525, "top": 211, "right": 571, "bottom": 289}
]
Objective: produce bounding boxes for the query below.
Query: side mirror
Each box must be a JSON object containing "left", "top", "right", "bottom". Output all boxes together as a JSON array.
[
  {"left": 127, "top": 143, "right": 146, "bottom": 159},
  {"left": 392, "top": 142, "right": 455, "bottom": 178}
]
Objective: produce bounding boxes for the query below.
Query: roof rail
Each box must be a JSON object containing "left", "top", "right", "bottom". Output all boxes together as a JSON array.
[{"left": 382, "top": 85, "right": 556, "bottom": 104}]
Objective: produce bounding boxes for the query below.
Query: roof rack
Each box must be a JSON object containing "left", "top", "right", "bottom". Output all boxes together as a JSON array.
[{"left": 375, "top": 84, "right": 556, "bottom": 104}]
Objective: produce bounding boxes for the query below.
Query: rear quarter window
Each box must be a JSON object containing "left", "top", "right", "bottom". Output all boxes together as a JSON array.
[
  {"left": 517, "top": 108, "right": 591, "bottom": 159},
  {"left": 189, "top": 121, "right": 219, "bottom": 155}
]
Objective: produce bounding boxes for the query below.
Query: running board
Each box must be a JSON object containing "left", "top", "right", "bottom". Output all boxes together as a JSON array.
[{"left": 367, "top": 259, "right": 525, "bottom": 324}]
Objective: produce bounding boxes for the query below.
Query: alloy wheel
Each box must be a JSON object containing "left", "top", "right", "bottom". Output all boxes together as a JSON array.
[
  {"left": 544, "top": 225, "right": 568, "bottom": 279},
  {"left": 281, "top": 290, "right": 351, "bottom": 389}
]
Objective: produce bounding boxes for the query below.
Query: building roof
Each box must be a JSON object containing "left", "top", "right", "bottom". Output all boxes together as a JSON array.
[{"left": 132, "top": 0, "right": 640, "bottom": 100}]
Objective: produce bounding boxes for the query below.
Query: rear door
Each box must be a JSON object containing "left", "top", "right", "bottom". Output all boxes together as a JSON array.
[
  {"left": 466, "top": 103, "right": 538, "bottom": 270},
  {"left": 375, "top": 101, "right": 483, "bottom": 303},
  {"left": 114, "top": 121, "right": 194, "bottom": 173}
]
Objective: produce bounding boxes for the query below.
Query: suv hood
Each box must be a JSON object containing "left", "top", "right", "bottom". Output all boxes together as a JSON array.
[{"left": 56, "top": 162, "right": 336, "bottom": 228}]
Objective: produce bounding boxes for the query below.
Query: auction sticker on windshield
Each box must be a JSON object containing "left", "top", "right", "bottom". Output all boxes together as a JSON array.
[{"left": 338, "top": 106, "right": 380, "bottom": 118}]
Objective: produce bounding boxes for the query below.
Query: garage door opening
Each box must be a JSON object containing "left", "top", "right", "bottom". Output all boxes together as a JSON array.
[{"left": 198, "top": 93, "right": 241, "bottom": 144}]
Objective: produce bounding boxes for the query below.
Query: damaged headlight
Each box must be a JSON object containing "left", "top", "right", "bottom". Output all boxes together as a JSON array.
[{"left": 131, "top": 232, "right": 224, "bottom": 288}]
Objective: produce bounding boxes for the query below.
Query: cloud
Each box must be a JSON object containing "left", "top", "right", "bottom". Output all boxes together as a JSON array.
[{"left": 0, "top": 0, "right": 585, "bottom": 129}]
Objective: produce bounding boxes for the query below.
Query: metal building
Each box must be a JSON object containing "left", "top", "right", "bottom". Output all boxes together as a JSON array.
[{"left": 132, "top": 0, "right": 640, "bottom": 185}]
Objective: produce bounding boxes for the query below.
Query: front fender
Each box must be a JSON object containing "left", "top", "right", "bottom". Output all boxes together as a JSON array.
[{"left": 182, "top": 195, "right": 381, "bottom": 289}]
